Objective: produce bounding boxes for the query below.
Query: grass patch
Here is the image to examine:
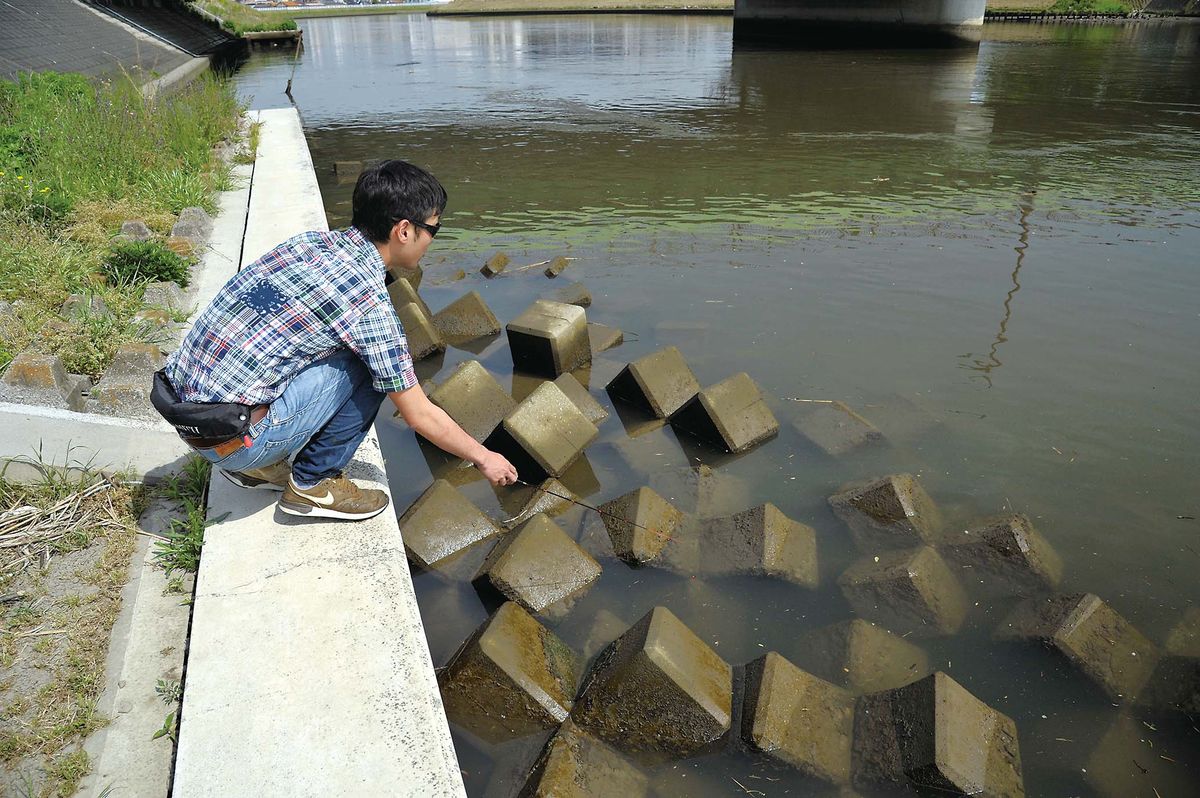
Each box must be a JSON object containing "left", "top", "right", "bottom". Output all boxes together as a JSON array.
[
  {"left": 190, "top": 0, "right": 298, "bottom": 33},
  {"left": 0, "top": 70, "right": 243, "bottom": 377},
  {"left": 289, "top": 3, "right": 433, "bottom": 18},
  {"left": 153, "top": 457, "right": 213, "bottom": 576},
  {"left": 1048, "top": 0, "right": 1134, "bottom": 11}
]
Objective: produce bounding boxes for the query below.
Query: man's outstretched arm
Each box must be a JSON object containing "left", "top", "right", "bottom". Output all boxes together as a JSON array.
[{"left": 390, "top": 385, "right": 518, "bottom": 486}]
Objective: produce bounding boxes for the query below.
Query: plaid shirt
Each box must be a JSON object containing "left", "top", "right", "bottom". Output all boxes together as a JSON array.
[{"left": 166, "top": 226, "right": 417, "bottom": 405}]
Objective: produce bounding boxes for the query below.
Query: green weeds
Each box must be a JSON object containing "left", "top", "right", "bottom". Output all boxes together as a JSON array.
[
  {"left": 190, "top": 0, "right": 298, "bottom": 34},
  {"left": 103, "top": 241, "right": 190, "bottom": 288},
  {"left": 154, "top": 457, "right": 213, "bottom": 575}
]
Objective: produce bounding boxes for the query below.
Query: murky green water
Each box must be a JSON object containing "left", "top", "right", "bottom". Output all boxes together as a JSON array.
[{"left": 236, "top": 16, "right": 1200, "bottom": 796}]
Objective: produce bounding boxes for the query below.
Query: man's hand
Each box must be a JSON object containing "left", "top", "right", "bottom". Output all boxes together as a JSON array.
[{"left": 475, "top": 450, "right": 518, "bottom": 487}]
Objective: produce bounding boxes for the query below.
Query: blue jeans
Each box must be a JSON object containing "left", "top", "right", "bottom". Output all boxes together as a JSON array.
[{"left": 192, "top": 350, "right": 384, "bottom": 485}]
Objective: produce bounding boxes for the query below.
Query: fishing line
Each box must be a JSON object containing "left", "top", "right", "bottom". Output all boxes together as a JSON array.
[{"left": 500, "top": 477, "right": 660, "bottom": 535}]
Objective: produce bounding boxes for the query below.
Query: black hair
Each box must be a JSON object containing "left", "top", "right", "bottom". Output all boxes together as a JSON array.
[{"left": 351, "top": 159, "right": 448, "bottom": 243}]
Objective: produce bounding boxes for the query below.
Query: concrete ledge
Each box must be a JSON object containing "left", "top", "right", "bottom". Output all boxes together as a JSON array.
[
  {"left": 142, "top": 56, "right": 211, "bottom": 99},
  {"left": 172, "top": 107, "right": 466, "bottom": 797}
]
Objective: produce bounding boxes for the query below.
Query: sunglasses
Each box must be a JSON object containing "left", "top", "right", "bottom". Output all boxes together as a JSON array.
[{"left": 405, "top": 218, "right": 440, "bottom": 238}]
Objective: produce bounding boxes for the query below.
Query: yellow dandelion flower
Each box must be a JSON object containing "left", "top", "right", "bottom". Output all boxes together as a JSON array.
[
  {"left": 16, "top": 175, "right": 23, "bottom": 181},
  {"left": 41, "top": 187, "right": 50, "bottom": 193}
]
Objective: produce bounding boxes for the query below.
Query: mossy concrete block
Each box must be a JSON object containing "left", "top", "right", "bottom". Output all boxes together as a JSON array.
[
  {"left": 598, "top": 486, "right": 684, "bottom": 566},
  {"left": 433, "top": 290, "right": 501, "bottom": 344},
  {"left": 543, "top": 280, "right": 591, "bottom": 307},
  {"left": 119, "top": 219, "right": 153, "bottom": 241},
  {"left": 142, "top": 281, "right": 187, "bottom": 310},
  {"left": 741, "top": 652, "right": 854, "bottom": 785},
  {"left": 793, "top": 619, "right": 931, "bottom": 695},
  {"left": 166, "top": 236, "right": 195, "bottom": 258},
  {"left": 605, "top": 346, "right": 698, "bottom": 419},
  {"left": 60, "top": 293, "right": 110, "bottom": 319},
  {"left": 0, "top": 351, "right": 88, "bottom": 411},
  {"left": 482, "top": 252, "right": 510, "bottom": 277},
  {"left": 670, "top": 372, "right": 779, "bottom": 454},
  {"left": 697, "top": 503, "right": 818, "bottom": 587},
  {"left": 498, "top": 477, "right": 576, "bottom": 531},
  {"left": 172, "top": 206, "right": 213, "bottom": 244},
  {"left": 387, "top": 272, "right": 431, "bottom": 318},
  {"left": 839, "top": 547, "right": 968, "bottom": 638},
  {"left": 439, "top": 602, "right": 582, "bottom": 744},
  {"left": 553, "top": 372, "right": 608, "bottom": 425},
  {"left": 428, "top": 360, "right": 516, "bottom": 443},
  {"left": 133, "top": 308, "right": 172, "bottom": 328},
  {"left": 1144, "top": 607, "right": 1200, "bottom": 713},
  {"left": 394, "top": 264, "right": 424, "bottom": 291},
  {"left": 995, "top": 593, "right": 1159, "bottom": 701},
  {"left": 396, "top": 301, "right": 445, "bottom": 360},
  {"left": 476, "top": 513, "right": 602, "bottom": 619},
  {"left": 520, "top": 720, "right": 649, "bottom": 798},
  {"left": 398, "top": 479, "right": 502, "bottom": 577},
  {"left": 852, "top": 672, "right": 1025, "bottom": 798},
  {"left": 586, "top": 323, "right": 623, "bottom": 355},
  {"left": 507, "top": 299, "right": 592, "bottom": 377},
  {"left": 648, "top": 464, "right": 751, "bottom": 520},
  {"left": 88, "top": 343, "right": 165, "bottom": 418},
  {"left": 571, "top": 606, "right": 732, "bottom": 761},
  {"left": 794, "top": 400, "right": 884, "bottom": 456},
  {"left": 489, "top": 381, "right": 599, "bottom": 479},
  {"left": 543, "top": 256, "right": 571, "bottom": 278},
  {"left": 333, "top": 159, "right": 362, "bottom": 177},
  {"left": 943, "top": 514, "right": 1063, "bottom": 596},
  {"left": 829, "top": 473, "right": 944, "bottom": 552}
]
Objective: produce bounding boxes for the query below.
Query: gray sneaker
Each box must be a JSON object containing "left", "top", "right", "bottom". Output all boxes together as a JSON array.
[
  {"left": 278, "top": 474, "right": 390, "bottom": 521},
  {"left": 221, "top": 459, "right": 292, "bottom": 491}
]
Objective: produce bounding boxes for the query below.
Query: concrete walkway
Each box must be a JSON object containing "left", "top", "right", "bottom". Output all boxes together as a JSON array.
[{"left": 171, "top": 108, "right": 466, "bottom": 797}]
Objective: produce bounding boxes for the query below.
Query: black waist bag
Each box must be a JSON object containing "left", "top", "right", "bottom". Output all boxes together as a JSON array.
[{"left": 151, "top": 369, "right": 255, "bottom": 441}]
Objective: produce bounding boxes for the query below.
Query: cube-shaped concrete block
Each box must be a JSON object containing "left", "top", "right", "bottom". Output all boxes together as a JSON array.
[
  {"left": 599, "top": 487, "right": 684, "bottom": 565},
  {"left": 794, "top": 400, "right": 884, "bottom": 456},
  {"left": 943, "top": 514, "right": 1063, "bottom": 596},
  {"left": 521, "top": 720, "right": 649, "bottom": 797},
  {"left": 587, "top": 322, "right": 623, "bottom": 354},
  {"left": 1144, "top": 607, "right": 1200, "bottom": 713},
  {"left": 1084, "top": 711, "right": 1198, "bottom": 798},
  {"left": 488, "top": 381, "right": 599, "bottom": 479},
  {"left": 387, "top": 272, "right": 431, "bottom": 318},
  {"left": 89, "top": 345, "right": 164, "bottom": 419},
  {"left": 699, "top": 503, "right": 817, "bottom": 588},
  {"left": 0, "top": 352, "right": 88, "bottom": 411},
  {"left": 428, "top": 360, "right": 516, "bottom": 443},
  {"left": 507, "top": 300, "right": 592, "bottom": 377},
  {"left": 103, "top": 343, "right": 164, "bottom": 382},
  {"left": 839, "top": 547, "right": 968, "bottom": 638},
  {"left": 543, "top": 280, "right": 591, "bottom": 307},
  {"left": 395, "top": 264, "right": 424, "bottom": 290},
  {"left": 605, "top": 346, "right": 699, "bottom": 419},
  {"left": 995, "top": 593, "right": 1158, "bottom": 701},
  {"left": 476, "top": 513, "right": 602, "bottom": 619},
  {"left": 571, "top": 606, "right": 732, "bottom": 761},
  {"left": 396, "top": 301, "right": 444, "bottom": 360},
  {"left": 432, "top": 290, "right": 501, "bottom": 343},
  {"left": 553, "top": 372, "right": 608, "bottom": 425},
  {"left": 172, "top": 206, "right": 213, "bottom": 243},
  {"left": 742, "top": 652, "right": 854, "bottom": 785},
  {"left": 498, "top": 477, "right": 576, "bottom": 531},
  {"left": 829, "top": 473, "right": 944, "bottom": 552},
  {"left": 670, "top": 372, "right": 779, "bottom": 454},
  {"left": 852, "top": 672, "right": 1025, "bottom": 798},
  {"left": 438, "top": 602, "right": 582, "bottom": 743},
  {"left": 543, "top": 256, "right": 571, "bottom": 278},
  {"left": 398, "top": 479, "right": 502, "bottom": 578},
  {"left": 333, "top": 159, "right": 362, "bottom": 177},
  {"left": 482, "top": 251, "right": 510, "bottom": 277},
  {"left": 793, "top": 619, "right": 931, "bottom": 695},
  {"left": 648, "top": 464, "right": 751, "bottom": 520}
]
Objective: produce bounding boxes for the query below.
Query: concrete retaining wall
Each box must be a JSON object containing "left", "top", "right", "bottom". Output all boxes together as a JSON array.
[
  {"left": 734, "top": 0, "right": 987, "bottom": 45},
  {"left": 170, "top": 108, "right": 466, "bottom": 797}
]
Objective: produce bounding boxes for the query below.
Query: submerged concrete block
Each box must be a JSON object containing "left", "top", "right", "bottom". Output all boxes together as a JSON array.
[
  {"left": 829, "top": 474, "right": 944, "bottom": 552},
  {"left": 648, "top": 464, "right": 751, "bottom": 520},
  {"left": 793, "top": 619, "right": 931, "bottom": 695},
  {"left": 586, "top": 322, "right": 623, "bottom": 354},
  {"left": 598, "top": 487, "right": 684, "bottom": 566},
  {"left": 520, "top": 720, "right": 649, "bottom": 798},
  {"left": 0, "top": 351, "right": 88, "bottom": 412},
  {"left": 1144, "top": 606, "right": 1200, "bottom": 713},
  {"left": 439, "top": 602, "right": 582, "bottom": 744},
  {"left": 1084, "top": 711, "right": 1198, "bottom": 798},
  {"left": 852, "top": 672, "right": 1025, "bottom": 798},
  {"left": 581, "top": 609, "right": 628, "bottom": 660},
  {"left": 995, "top": 593, "right": 1158, "bottom": 701},
  {"left": 396, "top": 301, "right": 445, "bottom": 360},
  {"left": 142, "top": 281, "right": 187, "bottom": 310},
  {"left": 543, "top": 280, "right": 591, "bottom": 308},
  {"left": 507, "top": 299, "right": 592, "bottom": 377},
  {"left": 433, "top": 290, "right": 501, "bottom": 343},
  {"left": 605, "top": 346, "right": 698, "bottom": 419},
  {"left": 942, "top": 514, "right": 1063, "bottom": 596},
  {"left": 482, "top": 252, "right": 510, "bottom": 277},
  {"left": 428, "top": 360, "right": 516, "bottom": 443},
  {"left": 489, "top": 381, "right": 599, "bottom": 479},
  {"left": 571, "top": 606, "right": 732, "bottom": 761},
  {"left": 543, "top": 256, "right": 571, "bottom": 278},
  {"left": 553, "top": 372, "right": 608, "bottom": 425},
  {"left": 476, "top": 513, "right": 602, "bottom": 619},
  {"left": 398, "top": 479, "right": 502, "bottom": 578},
  {"left": 794, "top": 400, "right": 884, "bottom": 456},
  {"left": 333, "top": 159, "right": 362, "bottom": 177},
  {"left": 670, "top": 372, "right": 779, "bottom": 454},
  {"left": 742, "top": 652, "right": 854, "bottom": 785},
  {"left": 696, "top": 503, "right": 818, "bottom": 587},
  {"left": 498, "top": 478, "right": 576, "bottom": 531},
  {"left": 387, "top": 272, "right": 432, "bottom": 318},
  {"left": 839, "top": 547, "right": 968, "bottom": 638}
]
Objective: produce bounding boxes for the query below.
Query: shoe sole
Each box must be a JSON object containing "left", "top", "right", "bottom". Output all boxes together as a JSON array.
[
  {"left": 278, "top": 499, "right": 390, "bottom": 521},
  {"left": 221, "top": 470, "right": 286, "bottom": 492}
]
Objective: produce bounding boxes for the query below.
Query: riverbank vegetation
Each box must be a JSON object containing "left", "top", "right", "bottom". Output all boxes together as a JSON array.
[
  {"left": 0, "top": 71, "right": 242, "bottom": 378},
  {"left": 989, "top": 0, "right": 1141, "bottom": 13},
  {"left": 190, "top": 0, "right": 298, "bottom": 34},
  {"left": 429, "top": 0, "right": 731, "bottom": 15},
  {"left": 288, "top": 3, "right": 431, "bottom": 19}
]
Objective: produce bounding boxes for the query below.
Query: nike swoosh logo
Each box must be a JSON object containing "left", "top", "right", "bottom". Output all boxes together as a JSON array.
[{"left": 306, "top": 491, "right": 336, "bottom": 506}]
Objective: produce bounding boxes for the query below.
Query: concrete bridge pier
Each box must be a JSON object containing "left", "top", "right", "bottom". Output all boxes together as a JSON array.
[{"left": 734, "top": 0, "right": 988, "bottom": 47}]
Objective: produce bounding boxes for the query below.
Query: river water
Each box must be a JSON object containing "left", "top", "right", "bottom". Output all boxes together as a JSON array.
[{"left": 235, "top": 15, "right": 1200, "bottom": 796}]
